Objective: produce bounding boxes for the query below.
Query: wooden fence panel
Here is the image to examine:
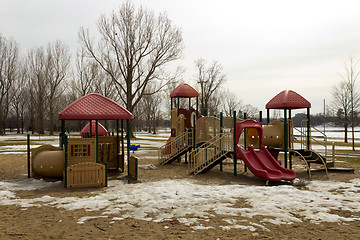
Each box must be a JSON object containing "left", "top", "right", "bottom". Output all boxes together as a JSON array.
[{"left": 66, "top": 162, "right": 106, "bottom": 188}]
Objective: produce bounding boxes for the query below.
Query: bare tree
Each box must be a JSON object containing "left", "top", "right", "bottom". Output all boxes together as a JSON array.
[
  {"left": 79, "top": 1, "right": 184, "bottom": 136},
  {"left": 46, "top": 41, "right": 71, "bottom": 135},
  {"left": 332, "top": 56, "right": 360, "bottom": 146},
  {"left": 26, "top": 47, "right": 47, "bottom": 134},
  {"left": 11, "top": 65, "right": 28, "bottom": 133},
  {"left": 240, "top": 104, "right": 259, "bottom": 119},
  {"left": 0, "top": 35, "right": 19, "bottom": 134},
  {"left": 140, "top": 84, "right": 163, "bottom": 133},
  {"left": 339, "top": 56, "right": 360, "bottom": 150},
  {"left": 331, "top": 80, "right": 351, "bottom": 143},
  {"left": 221, "top": 89, "right": 242, "bottom": 116},
  {"left": 195, "top": 58, "right": 226, "bottom": 116},
  {"left": 72, "top": 49, "right": 98, "bottom": 97}
]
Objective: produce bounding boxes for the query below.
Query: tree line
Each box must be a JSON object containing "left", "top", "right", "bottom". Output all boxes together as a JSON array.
[
  {"left": 2, "top": 1, "right": 357, "bottom": 141},
  {"left": 0, "top": 1, "right": 258, "bottom": 136}
]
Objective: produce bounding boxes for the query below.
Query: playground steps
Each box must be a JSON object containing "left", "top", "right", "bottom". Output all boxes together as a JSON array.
[
  {"left": 189, "top": 149, "right": 229, "bottom": 175},
  {"left": 291, "top": 149, "right": 329, "bottom": 165},
  {"left": 291, "top": 149, "right": 330, "bottom": 178},
  {"left": 160, "top": 146, "right": 192, "bottom": 165}
]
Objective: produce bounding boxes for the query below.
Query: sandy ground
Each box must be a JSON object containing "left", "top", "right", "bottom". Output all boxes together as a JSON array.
[{"left": 0, "top": 152, "right": 359, "bottom": 240}]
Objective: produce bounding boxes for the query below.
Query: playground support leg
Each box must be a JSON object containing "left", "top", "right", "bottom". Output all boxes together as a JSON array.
[
  {"left": 60, "top": 119, "right": 65, "bottom": 148},
  {"left": 233, "top": 111, "right": 237, "bottom": 176},
  {"left": 121, "top": 120, "right": 125, "bottom": 172},
  {"left": 116, "top": 119, "right": 119, "bottom": 170},
  {"left": 289, "top": 109, "right": 292, "bottom": 169},
  {"left": 27, "top": 134, "right": 30, "bottom": 178},
  {"left": 220, "top": 112, "right": 223, "bottom": 172},
  {"left": 64, "top": 134, "right": 68, "bottom": 188},
  {"left": 307, "top": 108, "right": 311, "bottom": 151},
  {"left": 96, "top": 120, "right": 98, "bottom": 163},
  {"left": 284, "top": 107, "right": 288, "bottom": 169},
  {"left": 127, "top": 119, "right": 130, "bottom": 174},
  {"left": 244, "top": 112, "right": 247, "bottom": 173}
]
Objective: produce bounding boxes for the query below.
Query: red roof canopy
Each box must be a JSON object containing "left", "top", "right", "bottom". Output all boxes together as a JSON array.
[
  {"left": 170, "top": 83, "right": 200, "bottom": 98},
  {"left": 58, "top": 93, "right": 133, "bottom": 120},
  {"left": 80, "top": 120, "right": 108, "bottom": 137},
  {"left": 266, "top": 90, "right": 311, "bottom": 110}
]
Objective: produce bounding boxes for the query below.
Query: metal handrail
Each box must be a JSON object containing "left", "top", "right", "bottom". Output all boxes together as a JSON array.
[{"left": 290, "top": 119, "right": 327, "bottom": 158}]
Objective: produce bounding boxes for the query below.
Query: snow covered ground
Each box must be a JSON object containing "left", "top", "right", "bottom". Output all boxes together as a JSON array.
[{"left": 0, "top": 178, "right": 359, "bottom": 231}]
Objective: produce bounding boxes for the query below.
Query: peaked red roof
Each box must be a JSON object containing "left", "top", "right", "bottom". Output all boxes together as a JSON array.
[
  {"left": 170, "top": 83, "right": 200, "bottom": 98},
  {"left": 266, "top": 90, "right": 311, "bottom": 110},
  {"left": 80, "top": 120, "right": 108, "bottom": 137},
  {"left": 58, "top": 93, "right": 133, "bottom": 120}
]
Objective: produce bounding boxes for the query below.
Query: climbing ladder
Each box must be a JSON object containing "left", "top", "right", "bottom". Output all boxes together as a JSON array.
[
  {"left": 188, "top": 132, "right": 233, "bottom": 175},
  {"left": 158, "top": 129, "right": 193, "bottom": 165}
]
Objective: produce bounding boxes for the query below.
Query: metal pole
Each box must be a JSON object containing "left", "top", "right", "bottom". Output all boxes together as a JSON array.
[
  {"left": 95, "top": 120, "right": 98, "bottom": 163},
  {"left": 27, "top": 134, "right": 30, "bottom": 178},
  {"left": 220, "top": 112, "right": 223, "bottom": 172},
  {"left": 116, "top": 119, "right": 119, "bottom": 170},
  {"left": 177, "top": 96, "right": 180, "bottom": 116},
  {"left": 323, "top": 99, "right": 326, "bottom": 139},
  {"left": 127, "top": 119, "right": 131, "bottom": 174},
  {"left": 289, "top": 109, "right": 292, "bottom": 169},
  {"left": 233, "top": 110, "right": 237, "bottom": 176},
  {"left": 121, "top": 120, "right": 125, "bottom": 172},
  {"left": 64, "top": 134, "right": 68, "bottom": 188},
  {"left": 196, "top": 97, "right": 199, "bottom": 118},
  {"left": 307, "top": 108, "right": 311, "bottom": 150},
  {"left": 243, "top": 112, "right": 247, "bottom": 172},
  {"left": 267, "top": 109, "right": 270, "bottom": 124},
  {"left": 284, "top": 108, "right": 288, "bottom": 169},
  {"left": 60, "top": 119, "right": 65, "bottom": 148},
  {"left": 259, "top": 111, "right": 262, "bottom": 123}
]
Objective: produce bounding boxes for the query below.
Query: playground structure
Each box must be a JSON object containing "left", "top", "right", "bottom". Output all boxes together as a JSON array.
[
  {"left": 159, "top": 84, "right": 338, "bottom": 182},
  {"left": 28, "top": 93, "right": 137, "bottom": 188}
]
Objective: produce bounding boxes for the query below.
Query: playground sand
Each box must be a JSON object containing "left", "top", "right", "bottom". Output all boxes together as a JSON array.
[{"left": 0, "top": 152, "right": 360, "bottom": 239}]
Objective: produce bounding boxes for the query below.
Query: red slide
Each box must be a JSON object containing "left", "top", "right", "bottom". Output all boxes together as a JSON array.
[{"left": 236, "top": 144, "right": 296, "bottom": 182}]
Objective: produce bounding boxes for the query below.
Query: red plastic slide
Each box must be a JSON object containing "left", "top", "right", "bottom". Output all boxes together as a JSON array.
[{"left": 236, "top": 144, "right": 296, "bottom": 182}]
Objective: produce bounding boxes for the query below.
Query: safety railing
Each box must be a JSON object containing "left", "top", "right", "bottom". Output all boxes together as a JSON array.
[
  {"left": 290, "top": 119, "right": 327, "bottom": 158},
  {"left": 188, "top": 132, "right": 233, "bottom": 175},
  {"left": 158, "top": 129, "right": 193, "bottom": 164}
]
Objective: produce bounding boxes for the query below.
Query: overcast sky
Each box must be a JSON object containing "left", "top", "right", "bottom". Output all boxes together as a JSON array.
[{"left": 1, "top": 0, "right": 360, "bottom": 114}]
